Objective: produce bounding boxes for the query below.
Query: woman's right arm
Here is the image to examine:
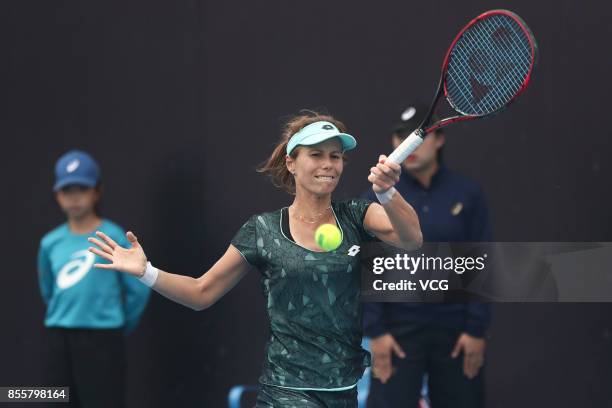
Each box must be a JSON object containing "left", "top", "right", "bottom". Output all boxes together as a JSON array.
[
  {"left": 37, "top": 243, "right": 53, "bottom": 305},
  {"left": 88, "top": 231, "right": 251, "bottom": 311}
]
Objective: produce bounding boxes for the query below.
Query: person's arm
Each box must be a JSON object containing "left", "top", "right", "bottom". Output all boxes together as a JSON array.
[
  {"left": 119, "top": 273, "right": 150, "bottom": 333},
  {"left": 451, "top": 188, "right": 489, "bottom": 378},
  {"left": 37, "top": 243, "right": 53, "bottom": 305},
  {"left": 88, "top": 231, "right": 250, "bottom": 311},
  {"left": 370, "top": 333, "right": 406, "bottom": 384},
  {"left": 112, "top": 233, "right": 151, "bottom": 333},
  {"left": 465, "top": 302, "right": 490, "bottom": 338},
  {"left": 152, "top": 245, "right": 249, "bottom": 311},
  {"left": 467, "top": 186, "right": 492, "bottom": 242},
  {"left": 364, "top": 155, "right": 423, "bottom": 250},
  {"left": 363, "top": 302, "right": 386, "bottom": 338},
  {"left": 363, "top": 302, "right": 407, "bottom": 383}
]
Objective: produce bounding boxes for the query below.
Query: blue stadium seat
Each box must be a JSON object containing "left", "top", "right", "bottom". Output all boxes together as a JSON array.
[
  {"left": 357, "top": 337, "right": 371, "bottom": 407},
  {"left": 227, "top": 385, "right": 259, "bottom": 408}
]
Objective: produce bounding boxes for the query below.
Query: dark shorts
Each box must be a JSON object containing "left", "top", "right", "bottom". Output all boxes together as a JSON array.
[{"left": 256, "top": 383, "right": 358, "bottom": 408}]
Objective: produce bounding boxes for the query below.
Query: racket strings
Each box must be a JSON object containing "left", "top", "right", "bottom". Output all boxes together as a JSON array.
[
  {"left": 456, "top": 23, "right": 522, "bottom": 113},
  {"left": 452, "top": 18, "right": 528, "bottom": 113},
  {"left": 450, "top": 17, "right": 531, "bottom": 114},
  {"left": 466, "top": 24, "right": 521, "bottom": 107},
  {"left": 472, "top": 19, "right": 531, "bottom": 91},
  {"left": 445, "top": 13, "right": 534, "bottom": 116},
  {"left": 453, "top": 17, "right": 529, "bottom": 110}
]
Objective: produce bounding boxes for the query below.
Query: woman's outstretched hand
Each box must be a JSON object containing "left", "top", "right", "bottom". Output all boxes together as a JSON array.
[{"left": 88, "top": 231, "right": 147, "bottom": 277}]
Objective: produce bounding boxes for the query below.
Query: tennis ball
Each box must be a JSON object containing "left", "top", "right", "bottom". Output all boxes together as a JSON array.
[{"left": 315, "top": 223, "right": 342, "bottom": 252}]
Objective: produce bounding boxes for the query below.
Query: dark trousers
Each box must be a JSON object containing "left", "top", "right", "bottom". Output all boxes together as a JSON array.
[
  {"left": 44, "top": 328, "right": 126, "bottom": 408},
  {"left": 367, "top": 328, "right": 484, "bottom": 408}
]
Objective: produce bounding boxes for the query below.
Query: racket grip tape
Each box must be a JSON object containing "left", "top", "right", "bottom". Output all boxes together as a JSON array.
[{"left": 387, "top": 131, "right": 424, "bottom": 164}]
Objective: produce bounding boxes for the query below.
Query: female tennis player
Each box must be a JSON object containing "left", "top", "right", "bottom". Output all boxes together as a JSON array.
[{"left": 88, "top": 112, "right": 422, "bottom": 407}]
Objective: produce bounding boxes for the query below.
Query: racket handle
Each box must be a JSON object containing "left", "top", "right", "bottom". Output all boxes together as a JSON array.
[{"left": 387, "top": 131, "right": 424, "bottom": 164}]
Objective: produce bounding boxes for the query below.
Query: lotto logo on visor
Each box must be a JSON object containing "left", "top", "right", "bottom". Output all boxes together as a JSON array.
[{"left": 321, "top": 124, "right": 334, "bottom": 130}]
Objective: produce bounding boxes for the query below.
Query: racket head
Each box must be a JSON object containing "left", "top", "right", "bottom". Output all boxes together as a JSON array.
[{"left": 441, "top": 10, "right": 538, "bottom": 118}]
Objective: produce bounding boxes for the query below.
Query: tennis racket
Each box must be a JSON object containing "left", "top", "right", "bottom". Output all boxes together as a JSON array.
[{"left": 387, "top": 9, "right": 538, "bottom": 165}]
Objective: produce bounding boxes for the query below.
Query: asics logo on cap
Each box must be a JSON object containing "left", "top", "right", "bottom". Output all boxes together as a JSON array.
[
  {"left": 322, "top": 124, "right": 334, "bottom": 130},
  {"left": 401, "top": 107, "right": 416, "bottom": 121},
  {"left": 66, "top": 159, "right": 80, "bottom": 173}
]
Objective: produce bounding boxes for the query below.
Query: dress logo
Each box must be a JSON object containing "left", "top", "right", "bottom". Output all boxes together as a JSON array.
[{"left": 347, "top": 245, "right": 361, "bottom": 256}]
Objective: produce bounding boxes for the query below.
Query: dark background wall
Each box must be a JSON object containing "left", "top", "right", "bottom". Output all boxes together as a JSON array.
[{"left": 2, "top": 0, "right": 611, "bottom": 407}]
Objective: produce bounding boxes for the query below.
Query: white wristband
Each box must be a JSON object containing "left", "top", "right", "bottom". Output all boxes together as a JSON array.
[
  {"left": 139, "top": 262, "right": 159, "bottom": 287},
  {"left": 375, "top": 187, "right": 397, "bottom": 205}
]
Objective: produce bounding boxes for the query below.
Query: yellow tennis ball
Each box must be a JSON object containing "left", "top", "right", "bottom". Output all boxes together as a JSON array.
[{"left": 315, "top": 223, "right": 342, "bottom": 252}]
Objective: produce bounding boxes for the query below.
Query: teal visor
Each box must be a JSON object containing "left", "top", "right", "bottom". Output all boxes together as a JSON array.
[{"left": 286, "top": 121, "right": 357, "bottom": 155}]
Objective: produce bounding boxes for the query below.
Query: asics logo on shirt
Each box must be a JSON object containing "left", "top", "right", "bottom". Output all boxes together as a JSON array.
[
  {"left": 347, "top": 245, "right": 360, "bottom": 256},
  {"left": 66, "top": 159, "right": 80, "bottom": 173},
  {"left": 451, "top": 202, "right": 464, "bottom": 216},
  {"left": 56, "top": 250, "right": 95, "bottom": 289}
]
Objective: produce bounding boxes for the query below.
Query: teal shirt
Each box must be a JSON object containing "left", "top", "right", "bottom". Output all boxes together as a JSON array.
[
  {"left": 231, "top": 199, "right": 377, "bottom": 390},
  {"left": 37, "top": 219, "right": 150, "bottom": 331}
]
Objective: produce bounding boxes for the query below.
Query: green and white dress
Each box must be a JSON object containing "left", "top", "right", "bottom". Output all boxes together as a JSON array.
[{"left": 231, "top": 198, "right": 379, "bottom": 391}]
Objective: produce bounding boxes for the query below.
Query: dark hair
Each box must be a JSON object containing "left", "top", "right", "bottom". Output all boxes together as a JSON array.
[{"left": 257, "top": 110, "right": 348, "bottom": 194}]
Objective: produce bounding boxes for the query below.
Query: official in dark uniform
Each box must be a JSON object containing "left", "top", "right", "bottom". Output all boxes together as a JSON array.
[{"left": 363, "top": 104, "right": 491, "bottom": 408}]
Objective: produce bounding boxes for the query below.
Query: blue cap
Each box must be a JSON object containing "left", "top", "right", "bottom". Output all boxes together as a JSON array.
[
  {"left": 53, "top": 150, "right": 101, "bottom": 191},
  {"left": 286, "top": 121, "right": 357, "bottom": 155}
]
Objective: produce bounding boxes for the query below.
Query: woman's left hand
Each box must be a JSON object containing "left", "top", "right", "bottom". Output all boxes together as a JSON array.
[{"left": 368, "top": 155, "right": 401, "bottom": 194}]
